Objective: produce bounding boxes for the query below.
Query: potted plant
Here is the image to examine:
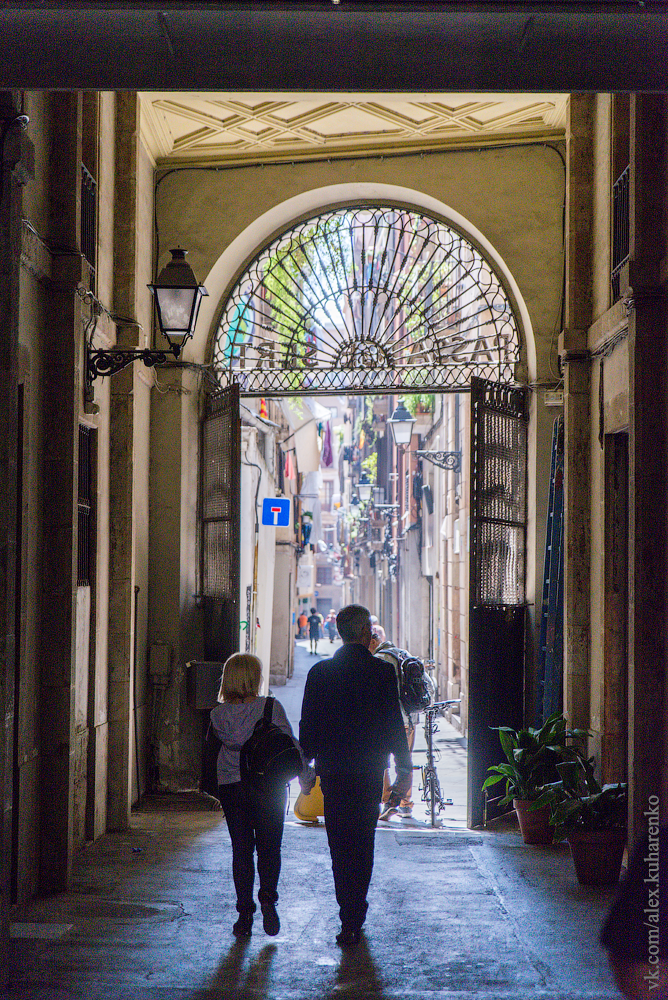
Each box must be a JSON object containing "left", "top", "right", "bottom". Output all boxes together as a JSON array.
[
  {"left": 534, "top": 757, "right": 627, "bottom": 885},
  {"left": 482, "top": 712, "right": 589, "bottom": 845}
]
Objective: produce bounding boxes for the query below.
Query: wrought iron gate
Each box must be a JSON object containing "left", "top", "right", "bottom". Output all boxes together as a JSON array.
[
  {"left": 200, "top": 383, "right": 241, "bottom": 662},
  {"left": 468, "top": 377, "right": 528, "bottom": 828}
]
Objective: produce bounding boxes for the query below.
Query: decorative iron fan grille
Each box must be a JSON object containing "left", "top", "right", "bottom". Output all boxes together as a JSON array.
[{"left": 213, "top": 205, "right": 521, "bottom": 396}]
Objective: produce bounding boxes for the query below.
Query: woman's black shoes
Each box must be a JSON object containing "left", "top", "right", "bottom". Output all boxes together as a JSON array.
[
  {"left": 232, "top": 912, "right": 253, "bottom": 937},
  {"left": 261, "top": 901, "right": 280, "bottom": 936}
]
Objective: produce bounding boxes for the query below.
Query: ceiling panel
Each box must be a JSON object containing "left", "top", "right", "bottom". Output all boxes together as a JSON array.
[{"left": 141, "top": 92, "right": 568, "bottom": 165}]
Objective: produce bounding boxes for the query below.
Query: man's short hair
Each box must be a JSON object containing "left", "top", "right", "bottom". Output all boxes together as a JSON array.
[{"left": 336, "top": 604, "right": 372, "bottom": 643}]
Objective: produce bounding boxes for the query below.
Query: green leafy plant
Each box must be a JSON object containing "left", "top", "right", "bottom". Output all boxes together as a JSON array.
[
  {"left": 533, "top": 756, "right": 627, "bottom": 842},
  {"left": 482, "top": 712, "right": 589, "bottom": 805},
  {"left": 405, "top": 393, "right": 435, "bottom": 415},
  {"left": 361, "top": 452, "right": 377, "bottom": 479}
]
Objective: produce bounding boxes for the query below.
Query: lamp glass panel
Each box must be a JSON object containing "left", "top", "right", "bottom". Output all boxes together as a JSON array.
[
  {"left": 358, "top": 483, "right": 373, "bottom": 503},
  {"left": 390, "top": 420, "right": 414, "bottom": 446},
  {"left": 156, "top": 286, "right": 197, "bottom": 333}
]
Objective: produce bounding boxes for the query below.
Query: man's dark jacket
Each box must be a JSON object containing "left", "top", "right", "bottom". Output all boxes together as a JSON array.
[{"left": 299, "top": 642, "right": 412, "bottom": 789}]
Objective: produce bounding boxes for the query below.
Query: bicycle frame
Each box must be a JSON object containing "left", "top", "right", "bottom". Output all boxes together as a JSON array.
[{"left": 420, "top": 700, "right": 461, "bottom": 827}]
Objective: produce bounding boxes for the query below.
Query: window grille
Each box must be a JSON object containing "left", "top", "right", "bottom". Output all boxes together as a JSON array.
[
  {"left": 611, "top": 166, "right": 630, "bottom": 303},
  {"left": 80, "top": 164, "right": 97, "bottom": 278},
  {"left": 78, "top": 425, "right": 93, "bottom": 586},
  {"left": 316, "top": 566, "right": 333, "bottom": 585}
]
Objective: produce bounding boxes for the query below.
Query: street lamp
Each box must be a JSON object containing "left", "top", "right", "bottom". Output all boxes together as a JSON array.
[
  {"left": 147, "top": 248, "right": 209, "bottom": 355},
  {"left": 87, "top": 248, "right": 208, "bottom": 386},
  {"left": 357, "top": 474, "right": 373, "bottom": 505},
  {"left": 388, "top": 398, "right": 416, "bottom": 447},
  {"left": 388, "top": 398, "right": 461, "bottom": 472}
]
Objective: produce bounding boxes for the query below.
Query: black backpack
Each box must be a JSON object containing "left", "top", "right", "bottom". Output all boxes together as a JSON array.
[
  {"left": 239, "top": 697, "right": 302, "bottom": 791},
  {"left": 399, "top": 655, "right": 432, "bottom": 715}
]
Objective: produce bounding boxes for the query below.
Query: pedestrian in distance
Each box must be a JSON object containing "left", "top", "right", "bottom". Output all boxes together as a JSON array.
[
  {"left": 307, "top": 606, "right": 322, "bottom": 655},
  {"left": 298, "top": 610, "right": 308, "bottom": 639},
  {"left": 210, "top": 652, "right": 313, "bottom": 939},
  {"left": 325, "top": 609, "right": 338, "bottom": 643},
  {"left": 299, "top": 604, "right": 412, "bottom": 948}
]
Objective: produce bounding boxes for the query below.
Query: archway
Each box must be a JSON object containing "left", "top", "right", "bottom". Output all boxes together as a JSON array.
[{"left": 194, "top": 186, "right": 535, "bottom": 828}]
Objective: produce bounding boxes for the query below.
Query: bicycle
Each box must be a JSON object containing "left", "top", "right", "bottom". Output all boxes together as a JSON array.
[{"left": 414, "top": 700, "right": 461, "bottom": 827}]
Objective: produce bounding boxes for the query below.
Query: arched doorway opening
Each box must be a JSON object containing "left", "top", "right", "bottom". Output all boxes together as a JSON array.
[{"left": 198, "top": 195, "right": 533, "bottom": 829}]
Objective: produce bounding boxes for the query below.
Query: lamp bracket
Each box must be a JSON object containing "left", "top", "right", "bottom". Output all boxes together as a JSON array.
[
  {"left": 87, "top": 346, "right": 179, "bottom": 385},
  {"left": 413, "top": 450, "right": 462, "bottom": 472}
]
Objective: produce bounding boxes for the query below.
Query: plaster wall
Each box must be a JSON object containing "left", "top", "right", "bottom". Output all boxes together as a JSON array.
[
  {"left": 239, "top": 427, "right": 277, "bottom": 692},
  {"left": 155, "top": 146, "right": 563, "bottom": 384}
]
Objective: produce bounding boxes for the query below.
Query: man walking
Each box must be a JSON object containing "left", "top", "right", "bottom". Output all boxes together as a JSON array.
[
  {"left": 307, "top": 606, "right": 322, "bottom": 655},
  {"left": 299, "top": 604, "right": 412, "bottom": 947}
]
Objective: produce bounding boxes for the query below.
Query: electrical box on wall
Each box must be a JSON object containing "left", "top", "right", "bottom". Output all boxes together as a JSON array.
[
  {"left": 545, "top": 390, "right": 564, "bottom": 406},
  {"left": 187, "top": 661, "right": 224, "bottom": 710}
]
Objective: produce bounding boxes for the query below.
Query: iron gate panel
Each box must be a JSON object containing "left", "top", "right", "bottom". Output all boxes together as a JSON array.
[
  {"left": 201, "top": 383, "right": 241, "bottom": 662},
  {"left": 468, "top": 377, "right": 528, "bottom": 828},
  {"left": 213, "top": 205, "right": 522, "bottom": 396}
]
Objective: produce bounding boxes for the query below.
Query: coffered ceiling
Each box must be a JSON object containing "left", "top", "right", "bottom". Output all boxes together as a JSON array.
[{"left": 139, "top": 92, "right": 568, "bottom": 166}]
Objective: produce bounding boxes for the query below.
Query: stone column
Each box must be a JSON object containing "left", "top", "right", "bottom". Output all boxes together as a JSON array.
[
  {"left": 561, "top": 94, "right": 594, "bottom": 732},
  {"left": 38, "top": 92, "right": 84, "bottom": 893},
  {"left": 0, "top": 91, "right": 32, "bottom": 974},
  {"left": 106, "top": 93, "right": 141, "bottom": 830},
  {"left": 627, "top": 95, "right": 667, "bottom": 842}
]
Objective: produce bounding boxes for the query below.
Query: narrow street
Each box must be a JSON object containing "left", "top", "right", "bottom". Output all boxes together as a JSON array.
[{"left": 7, "top": 638, "right": 623, "bottom": 999}]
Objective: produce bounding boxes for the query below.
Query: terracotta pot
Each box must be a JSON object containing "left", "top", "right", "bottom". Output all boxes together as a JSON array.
[
  {"left": 567, "top": 828, "right": 627, "bottom": 885},
  {"left": 513, "top": 799, "right": 553, "bottom": 845}
]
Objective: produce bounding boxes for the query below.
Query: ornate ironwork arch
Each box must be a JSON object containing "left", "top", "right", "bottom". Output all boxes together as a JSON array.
[{"left": 213, "top": 205, "right": 522, "bottom": 396}]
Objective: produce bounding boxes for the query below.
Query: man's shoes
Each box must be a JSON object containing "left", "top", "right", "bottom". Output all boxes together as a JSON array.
[
  {"left": 397, "top": 806, "right": 412, "bottom": 817},
  {"left": 261, "top": 901, "right": 280, "bottom": 936},
  {"left": 232, "top": 912, "right": 253, "bottom": 937},
  {"left": 336, "top": 927, "right": 361, "bottom": 948},
  {"left": 378, "top": 802, "right": 398, "bottom": 821}
]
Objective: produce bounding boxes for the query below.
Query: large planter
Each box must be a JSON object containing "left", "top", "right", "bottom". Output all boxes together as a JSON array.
[
  {"left": 513, "top": 799, "right": 553, "bottom": 845},
  {"left": 567, "top": 828, "right": 627, "bottom": 885}
]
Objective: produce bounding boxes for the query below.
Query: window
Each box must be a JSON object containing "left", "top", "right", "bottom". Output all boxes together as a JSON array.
[
  {"left": 316, "top": 566, "right": 333, "bottom": 585},
  {"left": 77, "top": 425, "right": 95, "bottom": 586}
]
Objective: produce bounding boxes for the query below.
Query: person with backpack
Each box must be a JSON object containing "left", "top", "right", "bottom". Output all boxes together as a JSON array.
[
  {"left": 210, "top": 652, "right": 313, "bottom": 939},
  {"left": 370, "top": 635, "right": 434, "bottom": 821},
  {"left": 299, "top": 604, "right": 412, "bottom": 948}
]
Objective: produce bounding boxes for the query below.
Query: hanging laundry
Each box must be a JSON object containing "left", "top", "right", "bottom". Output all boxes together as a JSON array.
[
  {"left": 284, "top": 450, "right": 296, "bottom": 480},
  {"left": 321, "top": 419, "right": 333, "bottom": 468}
]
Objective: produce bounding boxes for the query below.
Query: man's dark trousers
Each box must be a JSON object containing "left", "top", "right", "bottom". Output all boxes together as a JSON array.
[{"left": 320, "top": 772, "right": 384, "bottom": 932}]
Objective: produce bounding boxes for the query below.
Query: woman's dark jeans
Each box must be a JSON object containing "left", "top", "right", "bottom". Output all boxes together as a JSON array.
[{"left": 218, "top": 781, "right": 287, "bottom": 913}]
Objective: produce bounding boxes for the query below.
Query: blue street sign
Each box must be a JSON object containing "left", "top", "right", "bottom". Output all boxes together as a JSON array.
[{"left": 262, "top": 497, "right": 291, "bottom": 527}]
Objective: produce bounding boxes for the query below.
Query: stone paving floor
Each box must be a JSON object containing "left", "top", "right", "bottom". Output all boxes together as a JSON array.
[{"left": 5, "top": 641, "right": 625, "bottom": 999}]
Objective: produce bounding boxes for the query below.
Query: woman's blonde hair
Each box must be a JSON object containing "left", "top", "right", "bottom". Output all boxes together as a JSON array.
[{"left": 218, "top": 652, "right": 262, "bottom": 703}]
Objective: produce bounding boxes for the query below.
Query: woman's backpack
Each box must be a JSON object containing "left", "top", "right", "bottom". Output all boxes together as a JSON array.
[{"left": 239, "top": 697, "right": 302, "bottom": 791}]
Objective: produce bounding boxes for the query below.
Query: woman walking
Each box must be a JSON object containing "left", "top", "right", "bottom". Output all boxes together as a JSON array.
[{"left": 210, "top": 652, "right": 313, "bottom": 938}]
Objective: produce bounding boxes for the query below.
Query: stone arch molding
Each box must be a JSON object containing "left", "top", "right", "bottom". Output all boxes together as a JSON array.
[{"left": 189, "top": 183, "right": 536, "bottom": 392}]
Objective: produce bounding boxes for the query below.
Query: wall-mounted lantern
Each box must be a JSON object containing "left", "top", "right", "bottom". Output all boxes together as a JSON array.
[{"left": 86, "top": 248, "right": 208, "bottom": 387}]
